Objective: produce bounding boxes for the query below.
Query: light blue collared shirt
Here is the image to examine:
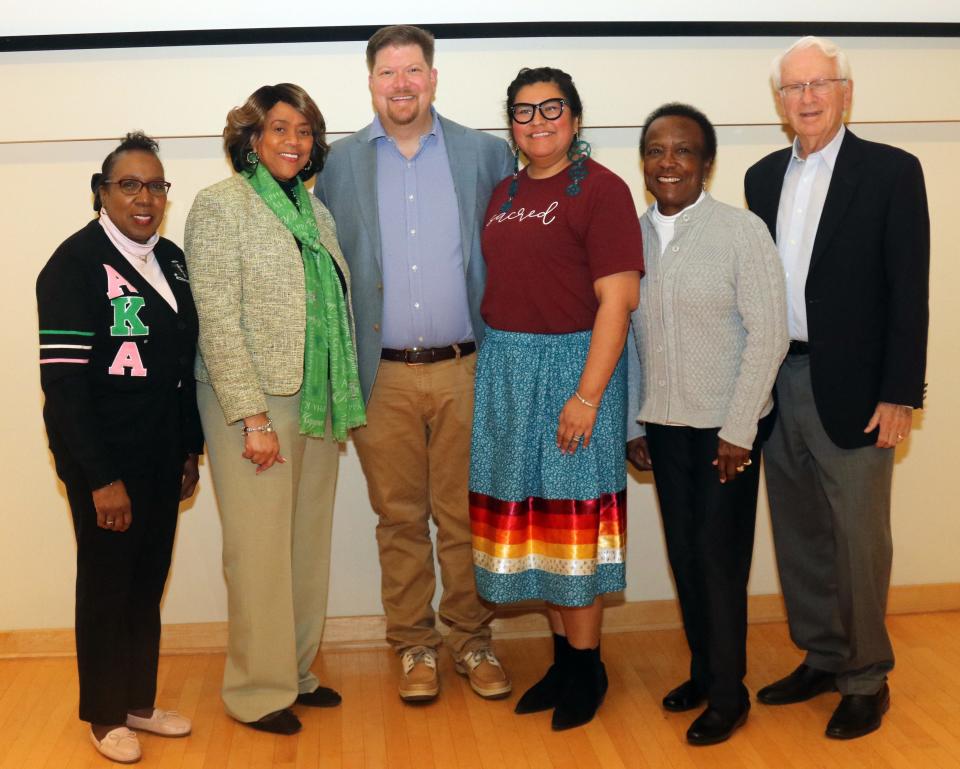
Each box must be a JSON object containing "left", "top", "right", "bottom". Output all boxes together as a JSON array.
[
  {"left": 776, "top": 125, "right": 846, "bottom": 341},
  {"left": 371, "top": 111, "right": 472, "bottom": 349}
]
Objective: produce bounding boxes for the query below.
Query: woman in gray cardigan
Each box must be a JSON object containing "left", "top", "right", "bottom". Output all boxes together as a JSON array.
[
  {"left": 185, "top": 84, "right": 364, "bottom": 736},
  {"left": 626, "top": 103, "right": 788, "bottom": 746}
]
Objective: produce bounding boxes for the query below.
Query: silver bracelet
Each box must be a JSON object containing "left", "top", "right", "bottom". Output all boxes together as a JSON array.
[
  {"left": 574, "top": 391, "right": 600, "bottom": 409},
  {"left": 241, "top": 418, "right": 274, "bottom": 435}
]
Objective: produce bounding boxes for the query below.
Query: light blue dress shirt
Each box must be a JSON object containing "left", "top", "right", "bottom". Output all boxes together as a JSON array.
[{"left": 372, "top": 111, "right": 473, "bottom": 349}]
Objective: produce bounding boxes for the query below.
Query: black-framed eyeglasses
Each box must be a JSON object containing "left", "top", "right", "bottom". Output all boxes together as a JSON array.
[
  {"left": 778, "top": 78, "right": 848, "bottom": 99},
  {"left": 509, "top": 98, "right": 567, "bottom": 124},
  {"left": 102, "top": 178, "right": 172, "bottom": 196}
]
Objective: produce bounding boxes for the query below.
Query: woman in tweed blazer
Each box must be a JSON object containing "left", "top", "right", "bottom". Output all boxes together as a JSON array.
[
  {"left": 626, "top": 103, "right": 788, "bottom": 746},
  {"left": 185, "top": 84, "right": 362, "bottom": 736}
]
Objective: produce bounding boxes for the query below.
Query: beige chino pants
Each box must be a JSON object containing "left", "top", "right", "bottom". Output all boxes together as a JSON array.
[
  {"left": 351, "top": 355, "right": 492, "bottom": 657},
  {"left": 198, "top": 383, "right": 339, "bottom": 723}
]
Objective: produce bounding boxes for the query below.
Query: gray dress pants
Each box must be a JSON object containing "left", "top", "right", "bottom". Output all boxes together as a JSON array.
[{"left": 764, "top": 353, "right": 895, "bottom": 696}]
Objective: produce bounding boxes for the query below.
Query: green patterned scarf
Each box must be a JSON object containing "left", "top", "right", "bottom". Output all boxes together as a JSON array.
[{"left": 243, "top": 163, "right": 365, "bottom": 440}]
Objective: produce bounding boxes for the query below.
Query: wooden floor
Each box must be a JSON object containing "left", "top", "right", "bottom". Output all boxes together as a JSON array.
[{"left": 3, "top": 612, "right": 960, "bottom": 768}]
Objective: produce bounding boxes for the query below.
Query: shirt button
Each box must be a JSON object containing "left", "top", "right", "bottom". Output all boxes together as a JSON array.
[
  {"left": 418, "top": 336, "right": 424, "bottom": 343},
  {"left": 373, "top": 323, "right": 380, "bottom": 332},
  {"left": 659, "top": 380, "right": 667, "bottom": 387},
  {"left": 671, "top": 245, "right": 680, "bottom": 253},
  {"left": 414, "top": 302, "right": 420, "bottom": 309},
  {"left": 656, "top": 345, "right": 663, "bottom": 352},
  {"left": 410, "top": 229, "right": 416, "bottom": 236},
  {"left": 682, "top": 214, "right": 689, "bottom": 222},
  {"left": 409, "top": 194, "right": 415, "bottom": 200},
  {"left": 411, "top": 265, "right": 418, "bottom": 271}
]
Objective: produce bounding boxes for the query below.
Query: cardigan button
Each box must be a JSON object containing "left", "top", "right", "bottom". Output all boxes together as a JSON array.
[{"left": 671, "top": 245, "right": 680, "bottom": 253}]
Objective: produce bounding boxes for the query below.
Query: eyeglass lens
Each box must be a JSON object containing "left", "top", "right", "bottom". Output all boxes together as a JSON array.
[{"left": 511, "top": 99, "right": 566, "bottom": 124}]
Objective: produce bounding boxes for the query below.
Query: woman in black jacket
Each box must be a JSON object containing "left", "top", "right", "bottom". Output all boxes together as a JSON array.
[{"left": 37, "top": 132, "right": 203, "bottom": 764}]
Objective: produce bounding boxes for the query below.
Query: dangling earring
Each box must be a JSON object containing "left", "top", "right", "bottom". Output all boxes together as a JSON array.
[
  {"left": 246, "top": 149, "right": 259, "bottom": 168},
  {"left": 302, "top": 158, "right": 313, "bottom": 175},
  {"left": 566, "top": 132, "right": 591, "bottom": 197},
  {"left": 500, "top": 146, "right": 521, "bottom": 213}
]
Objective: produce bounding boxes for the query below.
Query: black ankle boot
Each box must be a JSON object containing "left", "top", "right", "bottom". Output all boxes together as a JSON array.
[
  {"left": 515, "top": 633, "right": 571, "bottom": 714},
  {"left": 551, "top": 644, "right": 607, "bottom": 731}
]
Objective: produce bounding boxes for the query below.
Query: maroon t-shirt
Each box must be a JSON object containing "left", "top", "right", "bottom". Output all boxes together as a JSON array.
[{"left": 480, "top": 158, "right": 644, "bottom": 333}]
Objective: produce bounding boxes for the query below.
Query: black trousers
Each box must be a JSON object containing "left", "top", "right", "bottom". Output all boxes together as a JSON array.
[
  {"left": 645, "top": 422, "right": 763, "bottom": 714},
  {"left": 61, "top": 457, "right": 182, "bottom": 724}
]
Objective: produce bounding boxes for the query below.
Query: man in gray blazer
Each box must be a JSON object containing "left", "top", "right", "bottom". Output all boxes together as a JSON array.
[{"left": 315, "top": 24, "right": 514, "bottom": 703}]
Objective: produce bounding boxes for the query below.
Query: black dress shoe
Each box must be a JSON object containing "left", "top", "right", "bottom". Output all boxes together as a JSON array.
[
  {"left": 296, "top": 685, "right": 342, "bottom": 708},
  {"left": 826, "top": 684, "right": 890, "bottom": 740},
  {"left": 662, "top": 680, "right": 705, "bottom": 712},
  {"left": 757, "top": 664, "right": 836, "bottom": 705},
  {"left": 246, "top": 708, "right": 302, "bottom": 735},
  {"left": 686, "top": 704, "right": 750, "bottom": 746}
]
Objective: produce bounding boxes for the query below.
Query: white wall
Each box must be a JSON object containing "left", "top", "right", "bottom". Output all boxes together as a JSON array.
[{"left": 2, "top": 35, "right": 958, "bottom": 631}]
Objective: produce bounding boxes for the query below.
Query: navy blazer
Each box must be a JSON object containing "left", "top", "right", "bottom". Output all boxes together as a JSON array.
[
  {"left": 315, "top": 114, "right": 513, "bottom": 402},
  {"left": 745, "top": 129, "right": 929, "bottom": 449}
]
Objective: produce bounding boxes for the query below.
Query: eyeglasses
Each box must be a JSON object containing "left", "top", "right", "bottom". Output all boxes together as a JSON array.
[
  {"left": 509, "top": 98, "right": 567, "bottom": 124},
  {"left": 778, "top": 78, "right": 848, "bottom": 99},
  {"left": 102, "top": 178, "right": 172, "bottom": 196}
]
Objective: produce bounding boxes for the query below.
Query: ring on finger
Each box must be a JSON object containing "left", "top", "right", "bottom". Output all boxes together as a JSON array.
[
  {"left": 743, "top": 458, "right": 753, "bottom": 466},
  {"left": 735, "top": 465, "right": 745, "bottom": 473},
  {"left": 106, "top": 519, "right": 115, "bottom": 525},
  {"left": 573, "top": 434, "right": 584, "bottom": 442}
]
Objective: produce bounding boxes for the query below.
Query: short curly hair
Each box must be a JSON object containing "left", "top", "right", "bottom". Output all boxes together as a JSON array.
[
  {"left": 223, "top": 83, "right": 328, "bottom": 179},
  {"left": 91, "top": 131, "right": 160, "bottom": 212},
  {"left": 639, "top": 102, "right": 717, "bottom": 167}
]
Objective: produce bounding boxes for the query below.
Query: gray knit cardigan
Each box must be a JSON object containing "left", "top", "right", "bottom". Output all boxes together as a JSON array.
[{"left": 626, "top": 193, "right": 788, "bottom": 449}]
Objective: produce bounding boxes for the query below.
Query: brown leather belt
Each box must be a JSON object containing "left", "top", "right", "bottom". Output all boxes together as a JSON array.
[
  {"left": 380, "top": 341, "right": 476, "bottom": 365},
  {"left": 788, "top": 340, "right": 810, "bottom": 356}
]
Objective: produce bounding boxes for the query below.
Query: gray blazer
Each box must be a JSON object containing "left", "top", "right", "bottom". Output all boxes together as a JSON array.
[
  {"left": 185, "top": 173, "right": 354, "bottom": 424},
  {"left": 314, "top": 114, "right": 513, "bottom": 402}
]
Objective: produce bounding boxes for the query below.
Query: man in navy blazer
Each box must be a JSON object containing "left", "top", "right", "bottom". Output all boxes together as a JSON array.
[
  {"left": 315, "top": 24, "right": 513, "bottom": 703},
  {"left": 745, "top": 36, "right": 929, "bottom": 740}
]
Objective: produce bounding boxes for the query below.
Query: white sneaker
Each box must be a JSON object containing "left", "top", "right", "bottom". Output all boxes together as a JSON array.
[
  {"left": 125, "top": 709, "right": 192, "bottom": 737},
  {"left": 89, "top": 727, "right": 142, "bottom": 763}
]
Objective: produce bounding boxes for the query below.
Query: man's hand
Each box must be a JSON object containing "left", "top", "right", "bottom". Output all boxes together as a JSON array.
[{"left": 864, "top": 402, "right": 913, "bottom": 448}]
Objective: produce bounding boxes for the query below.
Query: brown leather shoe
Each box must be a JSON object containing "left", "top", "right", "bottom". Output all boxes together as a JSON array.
[
  {"left": 399, "top": 646, "right": 440, "bottom": 702},
  {"left": 455, "top": 647, "right": 512, "bottom": 699}
]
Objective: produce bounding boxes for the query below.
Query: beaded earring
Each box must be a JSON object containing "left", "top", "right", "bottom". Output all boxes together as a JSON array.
[
  {"left": 246, "top": 149, "right": 259, "bottom": 167},
  {"left": 499, "top": 146, "right": 521, "bottom": 213},
  {"left": 566, "top": 132, "right": 591, "bottom": 197}
]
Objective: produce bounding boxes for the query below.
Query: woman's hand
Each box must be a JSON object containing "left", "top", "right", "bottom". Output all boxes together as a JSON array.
[
  {"left": 557, "top": 396, "right": 598, "bottom": 455},
  {"left": 626, "top": 437, "right": 653, "bottom": 471},
  {"left": 92, "top": 480, "right": 132, "bottom": 532},
  {"left": 241, "top": 413, "right": 285, "bottom": 473},
  {"left": 713, "top": 438, "right": 752, "bottom": 484},
  {"left": 180, "top": 454, "right": 200, "bottom": 500}
]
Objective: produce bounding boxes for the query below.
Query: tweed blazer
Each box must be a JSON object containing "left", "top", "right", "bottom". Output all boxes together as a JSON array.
[
  {"left": 314, "top": 114, "right": 514, "bottom": 402},
  {"left": 184, "top": 173, "right": 354, "bottom": 424}
]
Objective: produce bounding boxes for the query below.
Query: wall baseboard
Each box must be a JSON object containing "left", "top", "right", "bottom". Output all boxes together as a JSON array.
[{"left": 3, "top": 583, "right": 959, "bottom": 659}]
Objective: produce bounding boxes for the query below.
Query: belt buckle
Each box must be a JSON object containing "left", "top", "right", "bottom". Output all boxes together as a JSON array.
[
  {"left": 404, "top": 347, "right": 425, "bottom": 367},
  {"left": 452, "top": 343, "right": 461, "bottom": 361}
]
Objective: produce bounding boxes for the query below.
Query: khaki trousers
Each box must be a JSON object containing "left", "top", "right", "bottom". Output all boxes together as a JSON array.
[
  {"left": 198, "top": 383, "right": 339, "bottom": 722},
  {"left": 351, "top": 355, "right": 492, "bottom": 656}
]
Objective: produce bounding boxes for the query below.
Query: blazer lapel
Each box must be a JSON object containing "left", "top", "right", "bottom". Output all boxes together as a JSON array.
[
  {"left": 347, "top": 130, "right": 383, "bottom": 270},
  {"left": 756, "top": 150, "right": 791, "bottom": 240},
  {"left": 440, "top": 116, "right": 478, "bottom": 269},
  {"left": 809, "top": 130, "right": 862, "bottom": 274}
]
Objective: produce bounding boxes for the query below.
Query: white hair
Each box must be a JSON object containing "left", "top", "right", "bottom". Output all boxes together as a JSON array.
[{"left": 770, "top": 36, "right": 852, "bottom": 89}]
